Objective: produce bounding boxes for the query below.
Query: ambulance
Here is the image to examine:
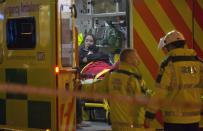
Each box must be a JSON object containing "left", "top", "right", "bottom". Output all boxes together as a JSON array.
[
  {"left": 0, "top": 0, "right": 203, "bottom": 131},
  {"left": 0, "top": 0, "right": 78, "bottom": 130}
]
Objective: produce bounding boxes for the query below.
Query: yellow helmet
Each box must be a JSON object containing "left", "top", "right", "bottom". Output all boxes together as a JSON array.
[{"left": 158, "top": 30, "right": 185, "bottom": 49}]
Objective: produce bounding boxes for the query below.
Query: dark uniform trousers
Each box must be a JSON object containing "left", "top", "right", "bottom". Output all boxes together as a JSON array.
[{"left": 164, "top": 122, "right": 199, "bottom": 131}]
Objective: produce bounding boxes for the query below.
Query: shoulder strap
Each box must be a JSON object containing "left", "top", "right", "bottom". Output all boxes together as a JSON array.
[
  {"left": 160, "top": 56, "right": 198, "bottom": 69},
  {"left": 171, "top": 56, "right": 198, "bottom": 62},
  {"left": 113, "top": 69, "right": 142, "bottom": 80},
  {"left": 156, "top": 56, "right": 172, "bottom": 83}
]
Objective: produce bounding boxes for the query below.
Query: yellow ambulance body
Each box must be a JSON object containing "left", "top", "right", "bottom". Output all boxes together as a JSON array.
[
  {"left": 0, "top": 0, "right": 203, "bottom": 130},
  {"left": 0, "top": 0, "right": 78, "bottom": 130}
]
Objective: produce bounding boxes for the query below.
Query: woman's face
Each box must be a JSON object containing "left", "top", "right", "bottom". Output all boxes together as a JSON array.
[{"left": 85, "top": 35, "right": 94, "bottom": 48}]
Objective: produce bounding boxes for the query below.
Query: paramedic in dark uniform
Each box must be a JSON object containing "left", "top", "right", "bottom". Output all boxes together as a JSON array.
[
  {"left": 82, "top": 48, "right": 151, "bottom": 131},
  {"left": 145, "top": 30, "right": 203, "bottom": 131}
]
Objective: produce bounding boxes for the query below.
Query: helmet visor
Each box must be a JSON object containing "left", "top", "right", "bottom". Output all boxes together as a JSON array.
[{"left": 158, "top": 37, "right": 166, "bottom": 49}]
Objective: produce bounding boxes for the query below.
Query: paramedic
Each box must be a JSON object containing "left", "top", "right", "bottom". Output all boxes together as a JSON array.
[
  {"left": 144, "top": 30, "right": 203, "bottom": 131},
  {"left": 81, "top": 48, "right": 150, "bottom": 131}
]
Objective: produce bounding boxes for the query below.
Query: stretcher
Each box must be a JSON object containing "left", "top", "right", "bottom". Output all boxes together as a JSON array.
[{"left": 80, "top": 61, "right": 111, "bottom": 123}]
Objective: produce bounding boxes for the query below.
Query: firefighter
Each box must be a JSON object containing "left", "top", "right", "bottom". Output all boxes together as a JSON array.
[
  {"left": 144, "top": 30, "right": 203, "bottom": 131},
  {"left": 81, "top": 48, "right": 149, "bottom": 131}
]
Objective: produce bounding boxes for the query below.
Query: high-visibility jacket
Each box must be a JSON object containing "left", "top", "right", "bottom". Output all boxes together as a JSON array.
[
  {"left": 82, "top": 62, "right": 147, "bottom": 131},
  {"left": 146, "top": 48, "right": 203, "bottom": 124}
]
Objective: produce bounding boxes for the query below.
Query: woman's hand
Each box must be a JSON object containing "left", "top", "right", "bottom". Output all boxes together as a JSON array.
[
  {"left": 87, "top": 51, "right": 93, "bottom": 55},
  {"left": 82, "top": 57, "right": 87, "bottom": 62}
]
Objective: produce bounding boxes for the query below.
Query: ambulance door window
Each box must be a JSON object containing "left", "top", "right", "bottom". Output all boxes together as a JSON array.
[
  {"left": 6, "top": 17, "right": 36, "bottom": 49},
  {"left": 93, "top": 0, "right": 126, "bottom": 13},
  {"left": 93, "top": 0, "right": 116, "bottom": 13},
  {"left": 60, "top": 4, "right": 73, "bottom": 67}
]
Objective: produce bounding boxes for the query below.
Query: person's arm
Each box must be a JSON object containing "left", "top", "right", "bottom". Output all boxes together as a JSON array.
[
  {"left": 87, "top": 53, "right": 109, "bottom": 63},
  {"left": 145, "top": 64, "right": 172, "bottom": 126},
  {"left": 86, "top": 53, "right": 101, "bottom": 62}
]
